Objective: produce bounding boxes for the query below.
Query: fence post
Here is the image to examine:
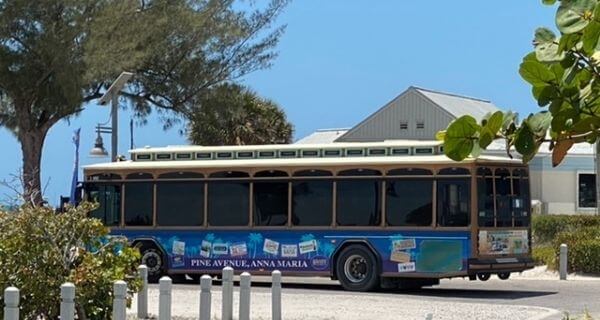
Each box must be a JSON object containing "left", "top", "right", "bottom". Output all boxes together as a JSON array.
[
  {"left": 60, "top": 282, "right": 76, "bottom": 320},
  {"left": 159, "top": 276, "right": 172, "bottom": 320},
  {"left": 113, "top": 280, "right": 127, "bottom": 320},
  {"left": 272, "top": 270, "right": 282, "bottom": 320},
  {"left": 138, "top": 265, "right": 148, "bottom": 319},
  {"left": 222, "top": 267, "right": 234, "bottom": 320},
  {"left": 239, "top": 272, "right": 251, "bottom": 320},
  {"left": 560, "top": 243, "right": 568, "bottom": 280},
  {"left": 3, "top": 287, "right": 19, "bottom": 320},
  {"left": 200, "top": 275, "right": 212, "bottom": 320}
]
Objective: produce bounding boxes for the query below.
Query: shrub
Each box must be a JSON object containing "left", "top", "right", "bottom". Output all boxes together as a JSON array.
[
  {"left": 0, "top": 203, "right": 141, "bottom": 320},
  {"left": 532, "top": 245, "right": 556, "bottom": 269},
  {"left": 532, "top": 214, "right": 600, "bottom": 245},
  {"left": 551, "top": 227, "right": 600, "bottom": 273}
]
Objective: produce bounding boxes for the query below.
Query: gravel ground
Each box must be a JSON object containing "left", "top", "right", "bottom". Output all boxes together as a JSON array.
[{"left": 127, "top": 280, "right": 561, "bottom": 320}]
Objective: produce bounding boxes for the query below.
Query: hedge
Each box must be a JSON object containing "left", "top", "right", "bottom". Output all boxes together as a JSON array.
[{"left": 532, "top": 214, "right": 600, "bottom": 244}]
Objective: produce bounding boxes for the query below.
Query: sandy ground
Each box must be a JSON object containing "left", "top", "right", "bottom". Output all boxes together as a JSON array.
[{"left": 125, "top": 266, "right": 586, "bottom": 320}]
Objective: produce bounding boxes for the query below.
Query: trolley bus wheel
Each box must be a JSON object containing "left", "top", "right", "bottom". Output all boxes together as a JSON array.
[
  {"left": 139, "top": 243, "right": 165, "bottom": 283},
  {"left": 335, "top": 245, "right": 379, "bottom": 292},
  {"left": 497, "top": 272, "right": 510, "bottom": 280},
  {"left": 477, "top": 273, "right": 491, "bottom": 281}
]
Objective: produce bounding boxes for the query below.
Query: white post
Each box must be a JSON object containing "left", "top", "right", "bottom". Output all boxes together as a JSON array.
[
  {"left": 159, "top": 276, "right": 172, "bottom": 320},
  {"left": 60, "top": 282, "right": 76, "bottom": 320},
  {"left": 271, "top": 270, "right": 282, "bottom": 320},
  {"left": 113, "top": 280, "right": 127, "bottom": 320},
  {"left": 3, "top": 287, "right": 19, "bottom": 320},
  {"left": 200, "top": 275, "right": 212, "bottom": 320},
  {"left": 239, "top": 272, "right": 251, "bottom": 320},
  {"left": 138, "top": 265, "right": 148, "bottom": 319},
  {"left": 222, "top": 267, "right": 234, "bottom": 320},
  {"left": 560, "top": 243, "right": 568, "bottom": 280}
]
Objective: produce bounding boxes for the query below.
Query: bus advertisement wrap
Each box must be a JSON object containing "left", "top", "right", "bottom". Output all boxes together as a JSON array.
[
  {"left": 115, "top": 230, "right": 470, "bottom": 274},
  {"left": 478, "top": 230, "right": 529, "bottom": 255}
]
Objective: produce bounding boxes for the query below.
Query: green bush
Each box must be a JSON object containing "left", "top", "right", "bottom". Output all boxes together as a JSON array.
[
  {"left": 553, "top": 227, "right": 600, "bottom": 273},
  {"left": 532, "top": 214, "right": 600, "bottom": 244},
  {"left": 0, "top": 203, "right": 142, "bottom": 320},
  {"left": 532, "top": 245, "right": 556, "bottom": 269}
]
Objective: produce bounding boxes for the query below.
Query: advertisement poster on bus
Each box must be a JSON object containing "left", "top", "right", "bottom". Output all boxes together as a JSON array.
[
  {"left": 478, "top": 230, "right": 529, "bottom": 255},
  {"left": 116, "top": 230, "right": 470, "bottom": 274}
]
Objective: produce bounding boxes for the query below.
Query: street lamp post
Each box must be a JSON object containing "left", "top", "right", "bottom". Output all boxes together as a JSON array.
[{"left": 91, "top": 72, "right": 134, "bottom": 161}]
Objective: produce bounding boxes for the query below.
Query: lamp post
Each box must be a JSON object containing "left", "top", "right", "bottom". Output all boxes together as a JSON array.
[{"left": 90, "top": 72, "right": 134, "bottom": 161}]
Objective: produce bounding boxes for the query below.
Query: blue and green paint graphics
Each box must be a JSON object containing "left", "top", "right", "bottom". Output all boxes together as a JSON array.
[{"left": 114, "top": 230, "right": 470, "bottom": 274}]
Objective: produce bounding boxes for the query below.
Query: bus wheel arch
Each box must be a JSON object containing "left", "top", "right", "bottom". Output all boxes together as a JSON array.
[
  {"left": 132, "top": 238, "right": 167, "bottom": 283},
  {"left": 331, "top": 241, "right": 381, "bottom": 292}
]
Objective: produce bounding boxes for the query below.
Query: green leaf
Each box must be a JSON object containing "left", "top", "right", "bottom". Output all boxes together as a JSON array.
[
  {"left": 583, "top": 21, "right": 600, "bottom": 52},
  {"left": 556, "top": 0, "right": 597, "bottom": 34},
  {"left": 558, "top": 33, "right": 582, "bottom": 53},
  {"left": 514, "top": 123, "right": 536, "bottom": 159},
  {"left": 527, "top": 111, "right": 552, "bottom": 137},
  {"left": 486, "top": 111, "right": 504, "bottom": 134},
  {"left": 534, "top": 27, "right": 557, "bottom": 43},
  {"left": 443, "top": 116, "right": 479, "bottom": 161},
  {"left": 471, "top": 142, "right": 482, "bottom": 158},
  {"left": 479, "top": 128, "right": 494, "bottom": 148},
  {"left": 543, "top": 0, "right": 557, "bottom": 5},
  {"left": 435, "top": 130, "right": 446, "bottom": 141},
  {"left": 519, "top": 60, "right": 556, "bottom": 86},
  {"left": 532, "top": 85, "right": 558, "bottom": 106},
  {"left": 536, "top": 42, "right": 566, "bottom": 62}
]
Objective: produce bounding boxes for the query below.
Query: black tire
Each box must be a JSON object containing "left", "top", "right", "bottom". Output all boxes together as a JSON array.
[
  {"left": 497, "top": 272, "right": 510, "bottom": 280},
  {"left": 139, "top": 243, "right": 165, "bottom": 283},
  {"left": 477, "top": 273, "right": 491, "bottom": 281},
  {"left": 335, "top": 244, "right": 379, "bottom": 292}
]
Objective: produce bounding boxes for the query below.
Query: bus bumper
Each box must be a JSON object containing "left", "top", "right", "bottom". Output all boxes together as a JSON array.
[{"left": 468, "top": 257, "right": 536, "bottom": 273}]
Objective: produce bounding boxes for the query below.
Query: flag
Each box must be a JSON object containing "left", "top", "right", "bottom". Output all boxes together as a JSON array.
[{"left": 69, "top": 128, "right": 81, "bottom": 205}]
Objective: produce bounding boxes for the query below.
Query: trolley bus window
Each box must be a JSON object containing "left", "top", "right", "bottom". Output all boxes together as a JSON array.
[
  {"left": 208, "top": 181, "right": 250, "bottom": 226},
  {"left": 336, "top": 169, "right": 381, "bottom": 226},
  {"left": 512, "top": 169, "right": 530, "bottom": 227},
  {"left": 157, "top": 181, "right": 204, "bottom": 226},
  {"left": 495, "top": 168, "right": 512, "bottom": 227},
  {"left": 386, "top": 179, "right": 432, "bottom": 226},
  {"left": 254, "top": 181, "right": 288, "bottom": 226},
  {"left": 292, "top": 180, "right": 333, "bottom": 226},
  {"left": 124, "top": 181, "right": 153, "bottom": 226},
  {"left": 86, "top": 183, "right": 121, "bottom": 226},
  {"left": 477, "top": 168, "right": 494, "bottom": 227},
  {"left": 437, "top": 179, "right": 470, "bottom": 227}
]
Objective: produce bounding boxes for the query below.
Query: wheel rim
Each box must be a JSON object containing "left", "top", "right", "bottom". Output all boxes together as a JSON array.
[
  {"left": 343, "top": 254, "right": 369, "bottom": 283},
  {"left": 142, "top": 250, "right": 162, "bottom": 274}
]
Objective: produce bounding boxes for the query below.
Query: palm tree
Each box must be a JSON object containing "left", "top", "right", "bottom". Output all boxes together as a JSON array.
[
  {"left": 187, "top": 83, "right": 293, "bottom": 146},
  {"left": 248, "top": 233, "right": 263, "bottom": 258},
  {"left": 321, "top": 242, "right": 336, "bottom": 258}
]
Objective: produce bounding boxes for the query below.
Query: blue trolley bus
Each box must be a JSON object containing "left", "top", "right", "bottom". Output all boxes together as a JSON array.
[{"left": 83, "top": 141, "right": 534, "bottom": 291}]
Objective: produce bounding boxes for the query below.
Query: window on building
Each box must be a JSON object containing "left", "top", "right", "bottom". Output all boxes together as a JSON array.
[
  {"left": 86, "top": 184, "right": 121, "bottom": 226},
  {"left": 156, "top": 181, "right": 204, "bottom": 226},
  {"left": 399, "top": 121, "right": 408, "bottom": 130},
  {"left": 578, "top": 173, "right": 597, "bottom": 208},
  {"left": 416, "top": 121, "right": 425, "bottom": 129},
  {"left": 437, "top": 179, "right": 470, "bottom": 227},
  {"left": 386, "top": 179, "right": 432, "bottom": 226},
  {"left": 124, "top": 182, "right": 154, "bottom": 226}
]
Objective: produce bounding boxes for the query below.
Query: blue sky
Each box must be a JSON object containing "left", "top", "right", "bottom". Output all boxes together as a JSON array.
[{"left": 0, "top": 1, "right": 556, "bottom": 204}]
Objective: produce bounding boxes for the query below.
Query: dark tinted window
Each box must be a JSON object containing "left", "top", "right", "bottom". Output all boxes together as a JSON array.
[
  {"left": 386, "top": 179, "right": 432, "bottom": 226},
  {"left": 253, "top": 182, "right": 288, "bottom": 226},
  {"left": 126, "top": 172, "right": 153, "bottom": 179},
  {"left": 495, "top": 169, "right": 512, "bottom": 227},
  {"left": 437, "top": 179, "right": 470, "bottom": 227},
  {"left": 438, "top": 167, "right": 470, "bottom": 175},
  {"left": 477, "top": 168, "right": 494, "bottom": 227},
  {"left": 338, "top": 169, "right": 381, "bottom": 176},
  {"left": 86, "top": 184, "right": 121, "bottom": 226},
  {"left": 578, "top": 173, "right": 597, "bottom": 208},
  {"left": 158, "top": 172, "right": 204, "bottom": 179},
  {"left": 124, "top": 182, "right": 153, "bottom": 226},
  {"left": 207, "top": 181, "right": 249, "bottom": 226},
  {"left": 292, "top": 180, "right": 333, "bottom": 226},
  {"left": 336, "top": 180, "right": 381, "bottom": 226},
  {"left": 210, "top": 171, "right": 249, "bottom": 178},
  {"left": 293, "top": 170, "right": 332, "bottom": 177},
  {"left": 255, "top": 170, "right": 288, "bottom": 178},
  {"left": 156, "top": 182, "right": 204, "bottom": 226},
  {"left": 512, "top": 171, "right": 531, "bottom": 227},
  {"left": 387, "top": 168, "right": 432, "bottom": 176}
]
